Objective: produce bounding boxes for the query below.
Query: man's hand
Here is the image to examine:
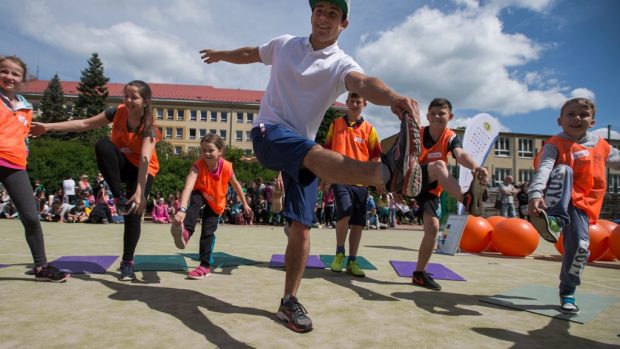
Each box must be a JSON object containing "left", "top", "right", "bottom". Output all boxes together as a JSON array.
[{"left": 200, "top": 49, "right": 223, "bottom": 64}]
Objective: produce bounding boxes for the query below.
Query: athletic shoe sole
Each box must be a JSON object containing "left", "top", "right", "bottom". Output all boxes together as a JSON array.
[
  {"left": 528, "top": 210, "right": 558, "bottom": 243},
  {"left": 171, "top": 223, "right": 187, "bottom": 249},
  {"left": 188, "top": 273, "right": 211, "bottom": 280}
]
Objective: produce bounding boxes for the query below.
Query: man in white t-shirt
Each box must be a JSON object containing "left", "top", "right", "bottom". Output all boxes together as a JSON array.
[
  {"left": 200, "top": 0, "right": 421, "bottom": 333},
  {"left": 62, "top": 176, "right": 76, "bottom": 204}
]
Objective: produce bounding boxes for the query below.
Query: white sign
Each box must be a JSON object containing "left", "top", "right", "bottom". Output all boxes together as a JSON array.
[{"left": 437, "top": 214, "right": 469, "bottom": 255}]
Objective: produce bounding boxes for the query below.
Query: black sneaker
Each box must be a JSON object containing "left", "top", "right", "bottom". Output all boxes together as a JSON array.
[
  {"left": 382, "top": 112, "right": 422, "bottom": 197},
  {"left": 34, "top": 264, "right": 70, "bottom": 283},
  {"left": 462, "top": 177, "right": 486, "bottom": 216},
  {"left": 119, "top": 260, "right": 135, "bottom": 281},
  {"left": 559, "top": 294, "right": 580, "bottom": 315},
  {"left": 276, "top": 296, "right": 313, "bottom": 333},
  {"left": 412, "top": 271, "right": 442, "bottom": 291}
]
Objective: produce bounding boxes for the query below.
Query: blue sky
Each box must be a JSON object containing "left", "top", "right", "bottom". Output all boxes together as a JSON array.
[{"left": 1, "top": 0, "right": 618, "bottom": 140}]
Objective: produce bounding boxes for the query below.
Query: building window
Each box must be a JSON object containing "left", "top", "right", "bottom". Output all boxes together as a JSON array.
[
  {"left": 165, "top": 127, "right": 173, "bottom": 139},
  {"left": 494, "top": 137, "right": 511, "bottom": 157},
  {"left": 518, "top": 169, "right": 534, "bottom": 184},
  {"left": 236, "top": 130, "right": 243, "bottom": 141},
  {"left": 246, "top": 131, "right": 252, "bottom": 142},
  {"left": 236, "top": 112, "right": 244, "bottom": 123},
  {"left": 244, "top": 149, "right": 253, "bottom": 156},
  {"left": 155, "top": 108, "right": 163, "bottom": 120},
  {"left": 209, "top": 129, "right": 217, "bottom": 135},
  {"left": 175, "top": 128, "right": 183, "bottom": 139},
  {"left": 220, "top": 112, "right": 228, "bottom": 123},
  {"left": 189, "top": 128, "right": 196, "bottom": 140},
  {"left": 176, "top": 110, "right": 185, "bottom": 121},
  {"left": 247, "top": 112, "right": 254, "bottom": 124},
  {"left": 494, "top": 168, "right": 512, "bottom": 186},
  {"left": 166, "top": 109, "right": 174, "bottom": 120},
  {"left": 609, "top": 174, "right": 620, "bottom": 194},
  {"left": 210, "top": 111, "right": 218, "bottom": 122},
  {"left": 220, "top": 130, "right": 227, "bottom": 140},
  {"left": 199, "top": 129, "right": 207, "bottom": 138},
  {"left": 518, "top": 138, "right": 534, "bottom": 158},
  {"left": 174, "top": 146, "right": 182, "bottom": 155},
  {"left": 190, "top": 110, "right": 197, "bottom": 121},
  {"left": 200, "top": 110, "right": 207, "bottom": 121}
]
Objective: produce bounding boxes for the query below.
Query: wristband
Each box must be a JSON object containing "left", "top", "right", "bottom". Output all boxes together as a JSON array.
[{"left": 179, "top": 207, "right": 187, "bottom": 213}]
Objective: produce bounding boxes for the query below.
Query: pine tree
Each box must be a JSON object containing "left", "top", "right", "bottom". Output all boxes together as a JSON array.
[
  {"left": 73, "top": 53, "right": 109, "bottom": 119},
  {"left": 39, "top": 74, "right": 67, "bottom": 122},
  {"left": 72, "top": 53, "right": 111, "bottom": 143}
]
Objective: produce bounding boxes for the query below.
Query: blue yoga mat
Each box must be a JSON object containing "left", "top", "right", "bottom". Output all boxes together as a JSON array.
[
  {"left": 182, "top": 252, "right": 261, "bottom": 267},
  {"left": 134, "top": 255, "right": 188, "bottom": 271},
  {"left": 480, "top": 284, "right": 618, "bottom": 324},
  {"left": 319, "top": 255, "right": 377, "bottom": 270}
]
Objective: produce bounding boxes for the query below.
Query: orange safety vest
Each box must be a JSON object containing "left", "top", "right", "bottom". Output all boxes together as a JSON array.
[
  {"left": 326, "top": 117, "right": 374, "bottom": 162},
  {"left": 0, "top": 95, "right": 32, "bottom": 168},
  {"left": 534, "top": 135, "right": 610, "bottom": 223},
  {"left": 110, "top": 105, "right": 161, "bottom": 177},
  {"left": 193, "top": 158, "right": 233, "bottom": 215},
  {"left": 418, "top": 127, "right": 456, "bottom": 197}
]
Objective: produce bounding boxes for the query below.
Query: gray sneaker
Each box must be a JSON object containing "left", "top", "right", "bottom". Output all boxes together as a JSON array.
[
  {"left": 276, "top": 296, "right": 313, "bottom": 333},
  {"left": 529, "top": 210, "right": 562, "bottom": 243},
  {"left": 382, "top": 111, "right": 422, "bottom": 197}
]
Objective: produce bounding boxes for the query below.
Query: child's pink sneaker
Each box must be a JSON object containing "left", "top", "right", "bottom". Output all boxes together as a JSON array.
[{"left": 188, "top": 265, "right": 211, "bottom": 279}]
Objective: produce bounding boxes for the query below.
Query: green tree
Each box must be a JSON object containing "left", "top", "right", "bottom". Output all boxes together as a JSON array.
[
  {"left": 38, "top": 74, "right": 67, "bottom": 123},
  {"left": 72, "top": 53, "right": 111, "bottom": 143},
  {"left": 314, "top": 107, "right": 339, "bottom": 145}
]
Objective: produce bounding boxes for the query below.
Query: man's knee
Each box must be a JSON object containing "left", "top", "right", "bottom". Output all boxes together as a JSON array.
[{"left": 427, "top": 160, "right": 447, "bottom": 176}]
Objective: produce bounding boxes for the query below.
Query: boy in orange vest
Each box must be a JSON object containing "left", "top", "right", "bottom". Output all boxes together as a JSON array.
[
  {"left": 411, "top": 98, "right": 488, "bottom": 291},
  {"left": 528, "top": 98, "right": 620, "bottom": 314},
  {"left": 323, "top": 92, "right": 383, "bottom": 277}
]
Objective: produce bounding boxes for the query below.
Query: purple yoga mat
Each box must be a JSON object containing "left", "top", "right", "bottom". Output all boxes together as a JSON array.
[
  {"left": 0, "top": 264, "right": 8, "bottom": 269},
  {"left": 390, "top": 260, "right": 466, "bottom": 281},
  {"left": 269, "top": 254, "right": 325, "bottom": 269},
  {"left": 50, "top": 255, "right": 119, "bottom": 274}
]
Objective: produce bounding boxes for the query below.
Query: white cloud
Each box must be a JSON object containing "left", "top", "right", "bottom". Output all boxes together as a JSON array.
[
  {"left": 355, "top": 3, "right": 587, "bottom": 138},
  {"left": 592, "top": 127, "right": 620, "bottom": 140},
  {"left": 570, "top": 88, "right": 595, "bottom": 100}
]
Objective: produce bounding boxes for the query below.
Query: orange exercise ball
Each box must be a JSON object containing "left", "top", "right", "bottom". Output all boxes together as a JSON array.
[
  {"left": 610, "top": 225, "right": 620, "bottom": 260},
  {"left": 597, "top": 220, "right": 617, "bottom": 261},
  {"left": 552, "top": 223, "right": 611, "bottom": 262},
  {"left": 460, "top": 216, "right": 493, "bottom": 253},
  {"left": 484, "top": 216, "right": 506, "bottom": 252},
  {"left": 492, "top": 218, "right": 540, "bottom": 257}
]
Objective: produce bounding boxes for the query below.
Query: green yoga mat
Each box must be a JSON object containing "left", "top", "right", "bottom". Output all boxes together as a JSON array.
[
  {"left": 182, "top": 252, "right": 261, "bottom": 268},
  {"left": 480, "top": 284, "right": 618, "bottom": 324},
  {"left": 134, "top": 255, "right": 188, "bottom": 271},
  {"left": 319, "top": 255, "right": 377, "bottom": 270}
]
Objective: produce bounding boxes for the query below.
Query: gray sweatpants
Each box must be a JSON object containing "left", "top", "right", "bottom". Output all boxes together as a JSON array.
[{"left": 544, "top": 164, "right": 590, "bottom": 295}]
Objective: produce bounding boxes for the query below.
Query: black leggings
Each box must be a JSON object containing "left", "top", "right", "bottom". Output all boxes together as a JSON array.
[
  {"left": 0, "top": 166, "right": 47, "bottom": 267},
  {"left": 183, "top": 191, "right": 219, "bottom": 267},
  {"left": 95, "top": 139, "right": 153, "bottom": 261}
]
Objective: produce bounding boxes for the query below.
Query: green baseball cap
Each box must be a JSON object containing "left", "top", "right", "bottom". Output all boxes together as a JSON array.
[{"left": 309, "top": 0, "right": 350, "bottom": 19}]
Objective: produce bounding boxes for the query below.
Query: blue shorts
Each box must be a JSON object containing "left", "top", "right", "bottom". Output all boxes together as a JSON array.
[
  {"left": 333, "top": 184, "right": 368, "bottom": 226},
  {"left": 251, "top": 124, "right": 318, "bottom": 227}
]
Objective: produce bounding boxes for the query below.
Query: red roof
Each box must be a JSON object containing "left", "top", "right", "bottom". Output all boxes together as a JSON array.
[
  {"left": 21, "top": 80, "right": 264, "bottom": 104},
  {"left": 21, "top": 80, "right": 346, "bottom": 107}
]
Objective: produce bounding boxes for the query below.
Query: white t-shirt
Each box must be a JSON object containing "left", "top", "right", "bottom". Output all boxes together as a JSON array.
[
  {"left": 63, "top": 179, "right": 76, "bottom": 196},
  {"left": 256, "top": 35, "right": 363, "bottom": 140}
]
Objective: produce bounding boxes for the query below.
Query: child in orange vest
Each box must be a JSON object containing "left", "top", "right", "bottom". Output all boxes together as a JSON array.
[
  {"left": 0, "top": 55, "right": 69, "bottom": 282},
  {"left": 528, "top": 98, "right": 620, "bottom": 314},
  {"left": 411, "top": 98, "right": 488, "bottom": 291},
  {"left": 172, "top": 134, "right": 251, "bottom": 279},
  {"left": 31, "top": 80, "right": 161, "bottom": 282}
]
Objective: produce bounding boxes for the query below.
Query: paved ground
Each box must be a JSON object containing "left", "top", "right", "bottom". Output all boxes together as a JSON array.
[{"left": 0, "top": 219, "right": 619, "bottom": 349}]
